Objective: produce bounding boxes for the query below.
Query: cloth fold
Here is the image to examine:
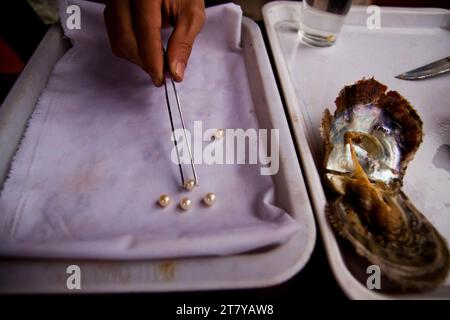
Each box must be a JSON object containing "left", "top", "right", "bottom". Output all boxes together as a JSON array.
[{"left": 0, "top": 0, "right": 300, "bottom": 260}]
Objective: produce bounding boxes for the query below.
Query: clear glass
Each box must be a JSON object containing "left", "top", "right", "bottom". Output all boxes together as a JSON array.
[{"left": 298, "top": 0, "right": 352, "bottom": 47}]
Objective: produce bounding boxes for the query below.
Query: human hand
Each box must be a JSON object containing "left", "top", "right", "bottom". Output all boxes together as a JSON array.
[{"left": 104, "top": 0, "right": 205, "bottom": 86}]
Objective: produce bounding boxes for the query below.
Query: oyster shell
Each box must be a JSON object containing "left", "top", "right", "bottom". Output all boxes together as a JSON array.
[{"left": 322, "top": 78, "right": 449, "bottom": 292}]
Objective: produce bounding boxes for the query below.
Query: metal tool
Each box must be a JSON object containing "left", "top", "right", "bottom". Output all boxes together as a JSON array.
[
  {"left": 162, "top": 49, "right": 199, "bottom": 188},
  {"left": 395, "top": 56, "right": 450, "bottom": 80}
]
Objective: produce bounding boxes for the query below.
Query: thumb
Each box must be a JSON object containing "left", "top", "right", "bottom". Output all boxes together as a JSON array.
[{"left": 166, "top": 6, "right": 205, "bottom": 82}]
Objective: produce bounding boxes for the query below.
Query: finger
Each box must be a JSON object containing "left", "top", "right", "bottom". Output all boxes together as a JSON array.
[
  {"left": 166, "top": 0, "right": 205, "bottom": 82},
  {"left": 133, "top": 0, "right": 164, "bottom": 86},
  {"left": 104, "top": 0, "right": 143, "bottom": 67}
]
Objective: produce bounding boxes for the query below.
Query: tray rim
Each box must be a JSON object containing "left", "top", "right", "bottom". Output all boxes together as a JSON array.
[
  {"left": 0, "top": 15, "right": 316, "bottom": 293},
  {"left": 263, "top": 1, "right": 450, "bottom": 300}
]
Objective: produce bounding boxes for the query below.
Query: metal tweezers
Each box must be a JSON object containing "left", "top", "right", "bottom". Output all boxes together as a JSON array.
[{"left": 162, "top": 49, "right": 198, "bottom": 187}]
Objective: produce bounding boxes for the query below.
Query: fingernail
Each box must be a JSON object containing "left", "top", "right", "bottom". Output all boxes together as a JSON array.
[
  {"left": 174, "top": 62, "right": 186, "bottom": 80},
  {"left": 150, "top": 73, "right": 164, "bottom": 87}
]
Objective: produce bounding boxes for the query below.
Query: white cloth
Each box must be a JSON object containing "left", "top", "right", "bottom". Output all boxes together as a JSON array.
[{"left": 0, "top": 0, "right": 300, "bottom": 259}]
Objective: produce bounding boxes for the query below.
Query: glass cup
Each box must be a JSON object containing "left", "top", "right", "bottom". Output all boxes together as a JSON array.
[{"left": 298, "top": 0, "right": 352, "bottom": 47}]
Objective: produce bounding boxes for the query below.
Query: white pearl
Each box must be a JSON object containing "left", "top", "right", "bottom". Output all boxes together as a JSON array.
[
  {"left": 179, "top": 197, "right": 192, "bottom": 211},
  {"left": 158, "top": 194, "right": 171, "bottom": 207},
  {"left": 213, "top": 129, "right": 224, "bottom": 140},
  {"left": 184, "top": 179, "right": 196, "bottom": 191},
  {"left": 203, "top": 192, "right": 216, "bottom": 206}
]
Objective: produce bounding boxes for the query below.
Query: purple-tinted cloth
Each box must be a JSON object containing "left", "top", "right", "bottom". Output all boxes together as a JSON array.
[{"left": 0, "top": 0, "right": 300, "bottom": 259}]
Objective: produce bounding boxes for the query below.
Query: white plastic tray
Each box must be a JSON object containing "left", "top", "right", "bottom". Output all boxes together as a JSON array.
[
  {"left": 263, "top": 1, "right": 450, "bottom": 299},
  {"left": 0, "top": 18, "right": 316, "bottom": 293}
]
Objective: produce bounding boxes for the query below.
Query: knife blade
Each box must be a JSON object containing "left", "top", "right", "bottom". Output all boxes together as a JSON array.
[{"left": 395, "top": 56, "right": 450, "bottom": 80}]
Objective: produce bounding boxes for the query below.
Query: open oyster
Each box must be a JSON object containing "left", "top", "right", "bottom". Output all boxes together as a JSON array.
[{"left": 321, "top": 78, "right": 449, "bottom": 292}]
